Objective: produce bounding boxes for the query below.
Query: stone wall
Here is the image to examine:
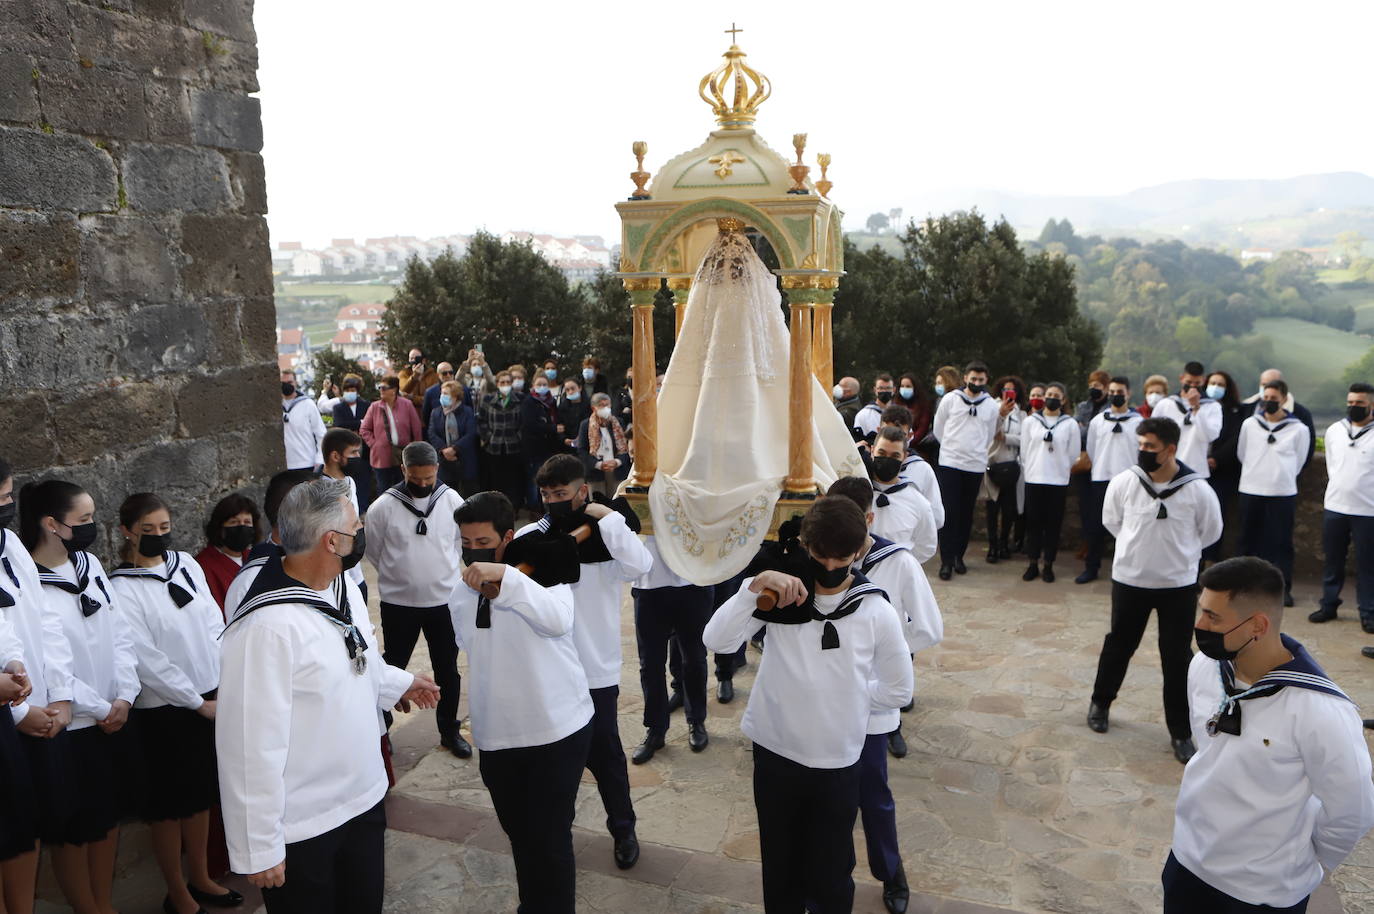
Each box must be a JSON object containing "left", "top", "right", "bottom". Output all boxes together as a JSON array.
[{"left": 0, "top": 0, "right": 279, "bottom": 553}]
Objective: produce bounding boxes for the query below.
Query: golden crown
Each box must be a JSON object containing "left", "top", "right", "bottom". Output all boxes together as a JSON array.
[
  {"left": 699, "top": 40, "right": 771, "bottom": 131},
  {"left": 716, "top": 217, "right": 747, "bottom": 233}
]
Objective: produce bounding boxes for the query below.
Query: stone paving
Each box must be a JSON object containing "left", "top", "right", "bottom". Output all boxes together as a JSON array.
[{"left": 41, "top": 555, "right": 1374, "bottom": 913}]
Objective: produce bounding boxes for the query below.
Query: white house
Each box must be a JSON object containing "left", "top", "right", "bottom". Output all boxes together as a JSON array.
[
  {"left": 336, "top": 303, "right": 387, "bottom": 332},
  {"left": 1240, "top": 247, "right": 1276, "bottom": 262}
]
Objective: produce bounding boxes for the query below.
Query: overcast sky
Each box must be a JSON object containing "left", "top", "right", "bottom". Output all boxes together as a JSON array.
[{"left": 255, "top": 0, "right": 1374, "bottom": 248}]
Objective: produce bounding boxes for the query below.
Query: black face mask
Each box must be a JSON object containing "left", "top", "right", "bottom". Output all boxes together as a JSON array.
[
  {"left": 1088, "top": 387, "right": 1104, "bottom": 402},
  {"left": 137, "top": 532, "right": 170, "bottom": 558},
  {"left": 1349, "top": 405, "right": 1371, "bottom": 423},
  {"left": 221, "top": 525, "right": 255, "bottom": 552},
  {"left": 1194, "top": 615, "right": 1256, "bottom": 661},
  {"left": 1044, "top": 397, "right": 1062, "bottom": 412},
  {"left": 337, "top": 529, "right": 365, "bottom": 571},
  {"left": 1109, "top": 394, "right": 1126, "bottom": 408},
  {"left": 0, "top": 502, "right": 15, "bottom": 530},
  {"left": 810, "top": 557, "right": 850, "bottom": 590},
  {"left": 547, "top": 496, "right": 581, "bottom": 519},
  {"left": 61, "top": 522, "right": 99, "bottom": 554},
  {"left": 1137, "top": 450, "right": 1161, "bottom": 473},
  {"left": 406, "top": 482, "right": 435, "bottom": 499},
  {"left": 876, "top": 390, "right": 893, "bottom": 404},
  {"left": 871, "top": 456, "right": 901, "bottom": 482},
  {"left": 967, "top": 383, "right": 984, "bottom": 395},
  {"left": 462, "top": 547, "right": 497, "bottom": 566},
  {"left": 1262, "top": 399, "right": 1281, "bottom": 415},
  {"left": 281, "top": 382, "right": 296, "bottom": 397}
]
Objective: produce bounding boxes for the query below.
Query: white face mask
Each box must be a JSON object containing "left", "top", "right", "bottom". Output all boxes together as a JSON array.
[
  {"left": 832, "top": 384, "right": 845, "bottom": 399},
  {"left": 1146, "top": 392, "right": 1163, "bottom": 408},
  {"left": 512, "top": 378, "right": 525, "bottom": 390},
  {"left": 498, "top": 385, "right": 511, "bottom": 396},
  {"left": 596, "top": 406, "right": 612, "bottom": 420}
]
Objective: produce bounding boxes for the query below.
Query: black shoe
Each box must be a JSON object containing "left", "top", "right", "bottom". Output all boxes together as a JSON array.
[
  {"left": 1075, "top": 569, "right": 1098, "bottom": 584},
  {"left": 1308, "top": 607, "right": 1338, "bottom": 623},
  {"left": 632, "top": 732, "right": 666, "bottom": 765},
  {"left": 688, "top": 722, "right": 709, "bottom": 752},
  {"left": 953, "top": 558, "right": 967, "bottom": 575},
  {"left": 899, "top": 700, "right": 913, "bottom": 713},
  {"left": 188, "top": 884, "right": 244, "bottom": 908},
  {"left": 441, "top": 732, "right": 473, "bottom": 759},
  {"left": 887, "top": 728, "right": 908, "bottom": 759},
  {"left": 1283, "top": 592, "right": 1294, "bottom": 608},
  {"left": 1042, "top": 564, "right": 1056, "bottom": 583},
  {"left": 998, "top": 544, "right": 1013, "bottom": 560},
  {"left": 1364, "top": 619, "right": 1374, "bottom": 635},
  {"left": 1171, "top": 737, "right": 1196, "bottom": 764},
  {"left": 1087, "top": 702, "right": 1109, "bottom": 733},
  {"left": 750, "top": 634, "right": 765, "bottom": 653},
  {"left": 882, "top": 864, "right": 910, "bottom": 914},
  {"left": 1362, "top": 647, "right": 1374, "bottom": 660},
  {"left": 1365, "top": 719, "right": 1374, "bottom": 731},
  {"left": 666, "top": 691, "right": 684, "bottom": 714},
  {"left": 1022, "top": 562, "right": 1039, "bottom": 582},
  {"left": 985, "top": 548, "right": 998, "bottom": 564},
  {"left": 165, "top": 898, "right": 208, "bottom": 914},
  {"left": 938, "top": 564, "right": 952, "bottom": 581},
  {"left": 613, "top": 832, "right": 640, "bottom": 870},
  {"left": 717, "top": 679, "right": 734, "bottom": 704}
]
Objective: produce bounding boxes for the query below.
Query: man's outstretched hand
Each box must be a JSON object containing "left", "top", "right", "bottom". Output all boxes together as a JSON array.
[{"left": 395, "top": 673, "right": 441, "bottom": 713}]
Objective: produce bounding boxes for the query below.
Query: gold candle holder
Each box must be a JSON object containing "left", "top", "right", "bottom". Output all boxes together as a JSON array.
[
  {"left": 815, "top": 153, "right": 832, "bottom": 197},
  {"left": 629, "top": 140, "right": 651, "bottom": 200},
  {"left": 787, "top": 132, "right": 810, "bottom": 194}
]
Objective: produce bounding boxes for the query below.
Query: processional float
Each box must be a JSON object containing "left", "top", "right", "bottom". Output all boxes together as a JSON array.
[{"left": 616, "top": 27, "right": 862, "bottom": 587}]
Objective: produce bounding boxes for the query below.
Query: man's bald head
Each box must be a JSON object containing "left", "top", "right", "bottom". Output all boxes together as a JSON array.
[
  {"left": 1260, "top": 368, "right": 1283, "bottom": 386},
  {"left": 838, "top": 377, "right": 859, "bottom": 398}
]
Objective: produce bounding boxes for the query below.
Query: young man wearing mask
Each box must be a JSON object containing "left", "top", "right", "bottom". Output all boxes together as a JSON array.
[
  {"left": 854, "top": 373, "right": 896, "bottom": 440},
  {"left": 332, "top": 375, "right": 373, "bottom": 510},
  {"left": 870, "top": 428, "right": 938, "bottom": 564},
  {"left": 1079, "top": 377, "right": 1142, "bottom": 584},
  {"left": 281, "top": 370, "right": 326, "bottom": 472},
  {"left": 364, "top": 442, "right": 469, "bottom": 758},
  {"left": 1313, "top": 383, "right": 1374, "bottom": 632},
  {"left": 878, "top": 405, "right": 944, "bottom": 529},
  {"left": 1166, "top": 556, "right": 1374, "bottom": 912},
  {"left": 1149, "top": 362, "right": 1222, "bottom": 480},
  {"left": 931, "top": 361, "right": 1002, "bottom": 580},
  {"left": 1235, "top": 380, "right": 1310, "bottom": 609},
  {"left": 321, "top": 427, "right": 369, "bottom": 602},
  {"left": 832, "top": 377, "right": 863, "bottom": 429},
  {"left": 1087, "top": 417, "right": 1222, "bottom": 764},
  {"left": 1242, "top": 369, "right": 1316, "bottom": 472},
  {"left": 581, "top": 357, "right": 608, "bottom": 396}
]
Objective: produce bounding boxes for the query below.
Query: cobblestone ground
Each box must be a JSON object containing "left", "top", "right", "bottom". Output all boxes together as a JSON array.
[{"left": 66, "top": 556, "right": 1374, "bottom": 913}]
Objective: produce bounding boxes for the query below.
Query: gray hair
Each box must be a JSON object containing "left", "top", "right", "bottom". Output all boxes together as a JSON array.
[
  {"left": 590, "top": 392, "right": 611, "bottom": 406},
  {"left": 402, "top": 440, "right": 438, "bottom": 467},
  {"left": 277, "top": 477, "right": 351, "bottom": 555}
]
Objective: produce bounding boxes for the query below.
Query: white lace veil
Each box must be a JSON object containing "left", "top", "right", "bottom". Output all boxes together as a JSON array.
[{"left": 648, "top": 228, "right": 864, "bottom": 586}]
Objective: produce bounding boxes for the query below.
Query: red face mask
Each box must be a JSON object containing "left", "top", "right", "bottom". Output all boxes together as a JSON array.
[{"left": 1029, "top": 397, "right": 1045, "bottom": 411}]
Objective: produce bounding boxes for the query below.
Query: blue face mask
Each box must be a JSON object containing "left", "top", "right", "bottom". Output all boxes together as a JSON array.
[
  {"left": 582, "top": 368, "right": 595, "bottom": 381},
  {"left": 439, "top": 394, "right": 453, "bottom": 408},
  {"left": 567, "top": 391, "right": 581, "bottom": 402},
  {"left": 545, "top": 369, "right": 557, "bottom": 380},
  {"left": 471, "top": 366, "right": 484, "bottom": 378},
  {"left": 1205, "top": 384, "right": 1225, "bottom": 401},
  {"left": 343, "top": 391, "right": 358, "bottom": 404},
  {"left": 934, "top": 384, "right": 946, "bottom": 397},
  {"left": 899, "top": 387, "right": 914, "bottom": 400}
]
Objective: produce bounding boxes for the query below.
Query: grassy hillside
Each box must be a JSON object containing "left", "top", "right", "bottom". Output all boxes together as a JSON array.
[
  {"left": 277, "top": 282, "right": 396, "bottom": 305},
  {"left": 1250, "top": 317, "right": 1369, "bottom": 396}
]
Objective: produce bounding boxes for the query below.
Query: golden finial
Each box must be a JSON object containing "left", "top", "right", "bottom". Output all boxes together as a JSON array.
[
  {"left": 717, "top": 217, "right": 747, "bottom": 233},
  {"left": 699, "top": 28, "right": 771, "bottom": 131},
  {"left": 816, "top": 153, "right": 832, "bottom": 197},
  {"left": 787, "top": 133, "right": 810, "bottom": 194},
  {"left": 629, "top": 140, "right": 651, "bottom": 200}
]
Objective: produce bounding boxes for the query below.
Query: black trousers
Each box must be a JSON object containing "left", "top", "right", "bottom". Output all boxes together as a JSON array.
[
  {"left": 1321, "top": 510, "right": 1374, "bottom": 623},
  {"left": 1090, "top": 582, "right": 1196, "bottom": 740},
  {"left": 372, "top": 465, "right": 402, "bottom": 495},
  {"left": 754, "top": 743, "right": 860, "bottom": 914},
  {"left": 379, "top": 602, "right": 461, "bottom": 741},
  {"left": 633, "top": 585, "right": 712, "bottom": 733},
  {"left": 936, "top": 467, "right": 983, "bottom": 565},
  {"left": 1082, "top": 480, "right": 1110, "bottom": 572},
  {"left": 1023, "top": 483, "right": 1068, "bottom": 564},
  {"left": 347, "top": 454, "right": 373, "bottom": 512},
  {"left": 261, "top": 800, "right": 386, "bottom": 914},
  {"left": 984, "top": 482, "right": 1018, "bottom": 551},
  {"left": 480, "top": 722, "right": 592, "bottom": 914},
  {"left": 586, "top": 686, "right": 635, "bottom": 839},
  {"left": 1204, "top": 473, "right": 1239, "bottom": 561},
  {"left": 487, "top": 451, "right": 526, "bottom": 511},
  {"left": 1238, "top": 494, "right": 1296, "bottom": 595},
  {"left": 1162, "top": 852, "right": 1308, "bottom": 913}
]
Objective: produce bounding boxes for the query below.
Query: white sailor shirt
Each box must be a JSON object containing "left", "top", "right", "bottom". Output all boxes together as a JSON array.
[
  {"left": 109, "top": 551, "right": 223, "bottom": 710},
  {"left": 1236, "top": 414, "right": 1310, "bottom": 497},
  {"left": 281, "top": 394, "right": 326, "bottom": 470},
  {"left": 870, "top": 482, "right": 938, "bottom": 563},
  {"left": 1019, "top": 414, "right": 1080, "bottom": 486},
  {"left": 0, "top": 529, "right": 73, "bottom": 722},
  {"left": 1086, "top": 409, "right": 1143, "bottom": 482},
  {"left": 856, "top": 536, "right": 940, "bottom": 736},
  {"left": 365, "top": 484, "right": 465, "bottom": 607},
  {"left": 1149, "top": 396, "right": 1222, "bottom": 479},
  {"left": 853, "top": 401, "right": 886, "bottom": 438},
  {"left": 1323, "top": 419, "right": 1374, "bottom": 517},
  {"left": 1103, "top": 465, "right": 1222, "bottom": 589},
  {"left": 634, "top": 535, "right": 694, "bottom": 590},
  {"left": 898, "top": 454, "right": 944, "bottom": 529},
  {"left": 448, "top": 567, "right": 593, "bottom": 751},
  {"left": 932, "top": 391, "right": 1000, "bottom": 473}
]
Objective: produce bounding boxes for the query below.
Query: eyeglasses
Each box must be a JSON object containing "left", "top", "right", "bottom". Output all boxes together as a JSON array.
[{"left": 440, "top": 371, "right": 455, "bottom": 377}]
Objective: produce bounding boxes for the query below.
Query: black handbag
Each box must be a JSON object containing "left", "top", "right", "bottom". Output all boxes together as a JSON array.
[{"left": 987, "top": 460, "right": 1020, "bottom": 489}]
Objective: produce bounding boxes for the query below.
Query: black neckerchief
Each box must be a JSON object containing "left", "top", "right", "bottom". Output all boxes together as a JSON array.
[
  {"left": 1342, "top": 419, "right": 1374, "bottom": 443},
  {"left": 1254, "top": 414, "right": 1299, "bottom": 445},
  {"left": 1031, "top": 413, "right": 1072, "bottom": 450},
  {"left": 36, "top": 552, "right": 107, "bottom": 617},
  {"left": 224, "top": 550, "right": 368, "bottom": 673},
  {"left": 858, "top": 534, "right": 907, "bottom": 575},
  {"left": 473, "top": 532, "right": 582, "bottom": 629},
  {"left": 1129, "top": 462, "right": 1204, "bottom": 519},
  {"left": 956, "top": 392, "right": 990, "bottom": 416},
  {"left": 281, "top": 395, "right": 310, "bottom": 423},
  {"left": 110, "top": 551, "right": 198, "bottom": 608},
  {"left": 753, "top": 571, "right": 887, "bottom": 650},
  {"left": 384, "top": 482, "right": 450, "bottom": 535},
  {"left": 1167, "top": 394, "right": 1198, "bottom": 426},
  {"left": 1103, "top": 409, "right": 1139, "bottom": 434},
  {"left": 872, "top": 480, "right": 909, "bottom": 508},
  {"left": 0, "top": 530, "right": 19, "bottom": 609},
  {"left": 1208, "top": 634, "right": 1353, "bottom": 737}
]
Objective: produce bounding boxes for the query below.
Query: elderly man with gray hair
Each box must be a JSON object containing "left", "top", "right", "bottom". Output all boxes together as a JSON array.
[
  {"left": 364, "top": 440, "right": 471, "bottom": 756},
  {"left": 576, "top": 391, "right": 631, "bottom": 496},
  {"left": 217, "top": 477, "right": 440, "bottom": 912}
]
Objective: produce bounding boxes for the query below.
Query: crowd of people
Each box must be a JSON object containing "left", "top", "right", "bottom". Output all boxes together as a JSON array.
[{"left": 0, "top": 348, "right": 1370, "bottom": 914}]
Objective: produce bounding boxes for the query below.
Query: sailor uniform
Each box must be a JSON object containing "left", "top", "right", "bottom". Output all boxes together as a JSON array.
[
  {"left": 0, "top": 602, "right": 38, "bottom": 863},
  {"left": 898, "top": 452, "right": 944, "bottom": 529},
  {"left": 703, "top": 574, "right": 912, "bottom": 912},
  {"left": 853, "top": 401, "right": 885, "bottom": 439},
  {"left": 1319, "top": 419, "right": 1374, "bottom": 623},
  {"left": 932, "top": 391, "right": 1000, "bottom": 566},
  {"left": 217, "top": 554, "right": 412, "bottom": 909},
  {"left": 110, "top": 552, "right": 223, "bottom": 822},
  {"left": 449, "top": 565, "right": 593, "bottom": 914},
  {"left": 1167, "top": 637, "right": 1374, "bottom": 910},
  {"left": 1019, "top": 414, "right": 1080, "bottom": 566},
  {"left": 1090, "top": 465, "right": 1222, "bottom": 740},
  {"left": 281, "top": 393, "right": 326, "bottom": 471},
  {"left": 366, "top": 483, "right": 466, "bottom": 744},
  {"left": 632, "top": 536, "right": 713, "bottom": 735},
  {"left": 1236, "top": 414, "right": 1310, "bottom": 596},
  {"left": 1083, "top": 409, "right": 1142, "bottom": 575},
  {"left": 515, "top": 510, "right": 652, "bottom": 842},
  {"left": 1149, "top": 396, "right": 1222, "bottom": 479},
  {"left": 871, "top": 481, "right": 938, "bottom": 564}
]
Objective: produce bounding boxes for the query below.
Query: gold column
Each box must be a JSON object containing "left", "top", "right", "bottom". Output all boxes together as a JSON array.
[
  {"left": 667, "top": 276, "right": 692, "bottom": 338},
  {"left": 811, "top": 276, "right": 838, "bottom": 391},
  {"left": 623, "top": 276, "right": 661, "bottom": 489},
  {"left": 780, "top": 276, "right": 817, "bottom": 495}
]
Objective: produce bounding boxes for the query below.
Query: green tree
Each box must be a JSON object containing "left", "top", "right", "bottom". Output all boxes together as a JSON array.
[
  {"left": 1335, "top": 230, "right": 1366, "bottom": 265},
  {"left": 310, "top": 349, "right": 380, "bottom": 401},
  {"left": 865, "top": 212, "right": 890, "bottom": 234},
  {"left": 577, "top": 270, "right": 676, "bottom": 376},
  {"left": 1174, "top": 315, "right": 1214, "bottom": 362}
]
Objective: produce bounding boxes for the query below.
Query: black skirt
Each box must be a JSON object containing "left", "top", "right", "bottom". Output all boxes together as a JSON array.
[
  {"left": 48, "top": 724, "right": 142, "bottom": 846},
  {"left": 21, "top": 729, "right": 77, "bottom": 845},
  {"left": 134, "top": 700, "right": 218, "bottom": 822},
  {"left": 0, "top": 708, "right": 38, "bottom": 861}
]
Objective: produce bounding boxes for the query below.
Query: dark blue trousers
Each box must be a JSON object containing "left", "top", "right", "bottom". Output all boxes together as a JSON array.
[
  {"left": 858, "top": 732, "right": 901, "bottom": 883},
  {"left": 937, "top": 466, "right": 983, "bottom": 565},
  {"left": 1321, "top": 509, "right": 1374, "bottom": 623},
  {"left": 633, "top": 585, "right": 712, "bottom": 733},
  {"left": 586, "top": 686, "right": 635, "bottom": 840},
  {"left": 1082, "top": 480, "right": 1110, "bottom": 572},
  {"left": 1238, "top": 494, "right": 1297, "bottom": 594},
  {"left": 1162, "top": 852, "right": 1308, "bottom": 913}
]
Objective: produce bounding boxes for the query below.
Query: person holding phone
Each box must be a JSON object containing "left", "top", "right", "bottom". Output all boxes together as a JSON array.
[{"left": 1149, "top": 362, "right": 1222, "bottom": 480}]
